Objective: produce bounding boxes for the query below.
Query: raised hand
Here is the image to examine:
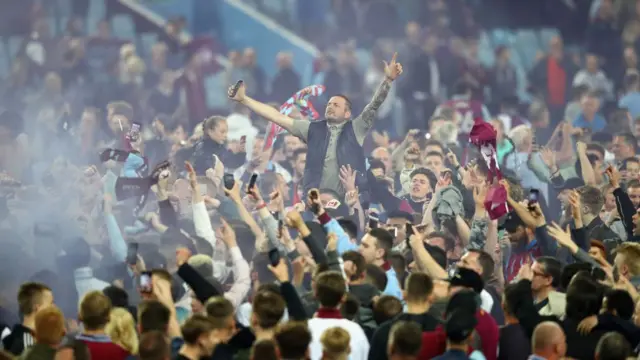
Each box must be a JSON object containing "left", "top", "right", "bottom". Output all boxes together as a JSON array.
[
  {"left": 227, "top": 80, "right": 246, "bottom": 102},
  {"left": 383, "top": 52, "right": 403, "bottom": 81},
  {"left": 339, "top": 165, "right": 357, "bottom": 192},
  {"left": 606, "top": 164, "right": 621, "bottom": 189},
  {"left": 185, "top": 161, "right": 197, "bottom": 189}
]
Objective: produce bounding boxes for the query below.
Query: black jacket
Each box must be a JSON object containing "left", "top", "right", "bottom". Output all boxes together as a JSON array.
[
  {"left": 2, "top": 324, "right": 35, "bottom": 355},
  {"left": 188, "top": 137, "right": 246, "bottom": 174},
  {"left": 368, "top": 312, "right": 441, "bottom": 360}
]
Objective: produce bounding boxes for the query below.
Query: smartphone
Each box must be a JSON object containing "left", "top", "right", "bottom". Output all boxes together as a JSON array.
[
  {"left": 126, "top": 243, "right": 139, "bottom": 266},
  {"left": 405, "top": 223, "right": 415, "bottom": 249},
  {"left": 223, "top": 174, "right": 235, "bottom": 190},
  {"left": 369, "top": 212, "right": 379, "bottom": 229},
  {"left": 268, "top": 248, "right": 281, "bottom": 267},
  {"left": 139, "top": 271, "right": 152, "bottom": 293},
  {"left": 228, "top": 80, "right": 244, "bottom": 98},
  {"left": 528, "top": 189, "right": 539, "bottom": 205},
  {"left": 129, "top": 123, "right": 141, "bottom": 141},
  {"left": 247, "top": 173, "right": 258, "bottom": 193}
]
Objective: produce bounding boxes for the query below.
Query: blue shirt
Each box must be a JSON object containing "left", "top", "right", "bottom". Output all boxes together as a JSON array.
[
  {"left": 619, "top": 92, "right": 640, "bottom": 120},
  {"left": 572, "top": 113, "right": 606, "bottom": 132}
]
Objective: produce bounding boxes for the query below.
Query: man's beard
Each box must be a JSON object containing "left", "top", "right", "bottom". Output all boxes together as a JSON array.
[{"left": 326, "top": 115, "right": 344, "bottom": 124}]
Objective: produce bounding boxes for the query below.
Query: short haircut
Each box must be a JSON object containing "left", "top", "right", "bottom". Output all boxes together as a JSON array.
[
  {"left": 341, "top": 294, "right": 360, "bottom": 320},
  {"left": 252, "top": 291, "right": 285, "bottom": 329},
  {"left": 79, "top": 291, "right": 112, "bottom": 331},
  {"left": 315, "top": 271, "right": 346, "bottom": 308},
  {"left": 386, "top": 210, "right": 414, "bottom": 223},
  {"left": 342, "top": 251, "right": 366, "bottom": 280},
  {"left": 627, "top": 179, "right": 640, "bottom": 190},
  {"left": 404, "top": 272, "right": 434, "bottom": 303},
  {"left": 181, "top": 314, "right": 216, "bottom": 345},
  {"left": 614, "top": 242, "right": 640, "bottom": 276},
  {"left": 320, "top": 327, "right": 350, "bottom": 358},
  {"left": 424, "top": 139, "right": 445, "bottom": 153},
  {"left": 373, "top": 295, "right": 403, "bottom": 325},
  {"left": 250, "top": 339, "right": 278, "bottom": 360},
  {"left": 274, "top": 322, "right": 312, "bottom": 360},
  {"left": 424, "top": 151, "right": 443, "bottom": 160},
  {"left": 586, "top": 143, "right": 605, "bottom": 158},
  {"left": 204, "top": 296, "right": 235, "bottom": 328},
  {"left": 34, "top": 305, "right": 65, "bottom": 346},
  {"left": 388, "top": 321, "right": 423, "bottom": 356},
  {"left": 467, "top": 249, "right": 495, "bottom": 281},
  {"left": 615, "top": 132, "right": 637, "bottom": 149},
  {"left": 604, "top": 289, "right": 634, "bottom": 320},
  {"left": 332, "top": 94, "right": 352, "bottom": 112},
  {"left": 426, "top": 231, "right": 456, "bottom": 252},
  {"left": 107, "top": 101, "right": 134, "bottom": 121},
  {"left": 203, "top": 115, "right": 226, "bottom": 131},
  {"left": 138, "top": 330, "right": 170, "bottom": 360},
  {"left": 103, "top": 286, "right": 129, "bottom": 309},
  {"left": 577, "top": 185, "right": 604, "bottom": 216},
  {"left": 17, "top": 282, "right": 51, "bottom": 316},
  {"left": 291, "top": 147, "right": 306, "bottom": 160},
  {"left": 625, "top": 72, "right": 640, "bottom": 91},
  {"left": 138, "top": 300, "right": 171, "bottom": 333},
  {"left": 410, "top": 167, "right": 437, "bottom": 190},
  {"left": 595, "top": 332, "right": 631, "bottom": 360},
  {"left": 535, "top": 256, "right": 562, "bottom": 288},
  {"left": 365, "top": 264, "right": 388, "bottom": 292},
  {"left": 368, "top": 228, "right": 394, "bottom": 260}
]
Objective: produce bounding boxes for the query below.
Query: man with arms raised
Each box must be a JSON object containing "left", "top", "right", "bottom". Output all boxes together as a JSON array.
[{"left": 228, "top": 54, "right": 403, "bottom": 199}]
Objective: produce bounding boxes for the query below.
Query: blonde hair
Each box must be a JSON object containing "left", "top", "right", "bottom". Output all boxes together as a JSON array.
[
  {"left": 320, "top": 327, "right": 350, "bottom": 360},
  {"left": 105, "top": 308, "right": 139, "bottom": 354},
  {"left": 615, "top": 243, "right": 640, "bottom": 276},
  {"left": 508, "top": 125, "right": 532, "bottom": 151}
]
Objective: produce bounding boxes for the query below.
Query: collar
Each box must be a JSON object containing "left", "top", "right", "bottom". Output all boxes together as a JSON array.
[
  {"left": 315, "top": 308, "right": 342, "bottom": 319},
  {"left": 76, "top": 333, "right": 112, "bottom": 343},
  {"left": 327, "top": 121, "right": 346, "bottom": 131},
  {"left": 381, "top": 261, "right": 391, "bottom": 271}
]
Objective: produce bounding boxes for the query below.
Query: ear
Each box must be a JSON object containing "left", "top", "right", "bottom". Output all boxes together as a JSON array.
[{"left": 345, "top": 109, "right": 352, "bottom": 119}]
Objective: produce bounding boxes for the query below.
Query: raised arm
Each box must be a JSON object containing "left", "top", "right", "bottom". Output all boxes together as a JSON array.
[
  {"left": 228, "top": 81, "right": 304, "bottom": 136},
  {"left": 352, "top": 53, "right": 403, "bottom": 142}
]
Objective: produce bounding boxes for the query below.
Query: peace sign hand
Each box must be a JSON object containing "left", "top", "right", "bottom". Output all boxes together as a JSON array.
[{"left": 383, "top": 52, "right": 403, "bottom": 81}]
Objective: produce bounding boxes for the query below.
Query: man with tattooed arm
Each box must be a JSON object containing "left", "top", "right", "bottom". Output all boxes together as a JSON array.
[{"left": 227, "top": 53, "right": 403, "bottom": 200}]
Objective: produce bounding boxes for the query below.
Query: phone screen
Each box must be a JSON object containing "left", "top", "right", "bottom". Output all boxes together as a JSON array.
[
  {"left": 126, "top": 243, "right": 139, "bottom": 266},
  {"left": 139, "top": 272, "right": 152, "bottom": 293},
  {"left": 247, "top": 173, "right": 258, "bottom": 192},
  {"left": 268, "top": 248, "right": 280, "bottom": 267},
  {"left": 223, "top": 174, "right": 235, "bottom": 190},
  {"left": 528, "top": 189, "right": 539, "bottom": 204}
]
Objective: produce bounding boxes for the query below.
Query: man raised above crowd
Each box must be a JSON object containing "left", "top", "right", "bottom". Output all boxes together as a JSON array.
[{"left": 228, "top": 53, "right": 403, "bottom": 200}]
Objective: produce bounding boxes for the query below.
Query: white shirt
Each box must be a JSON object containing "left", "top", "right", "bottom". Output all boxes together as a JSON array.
[
  {"left": 480, "top": 289, "right": 494, "bottom": 314},
  {"left": 308, "top": 318, "right": 369, "bottom": 360}
]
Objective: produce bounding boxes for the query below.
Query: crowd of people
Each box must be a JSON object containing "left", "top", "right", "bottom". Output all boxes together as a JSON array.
[{"left": 4, "top": 1, "right": 640, "bottom": 360}]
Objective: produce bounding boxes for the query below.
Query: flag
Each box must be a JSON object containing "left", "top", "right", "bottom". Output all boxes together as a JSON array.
[{"left": 263, "top": 85, "right": 325, "bottom": 150}]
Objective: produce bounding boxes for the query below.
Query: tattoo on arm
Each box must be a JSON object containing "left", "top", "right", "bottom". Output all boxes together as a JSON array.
[{"left": 354, "top": 78, "right": 392, "bottom": 128}]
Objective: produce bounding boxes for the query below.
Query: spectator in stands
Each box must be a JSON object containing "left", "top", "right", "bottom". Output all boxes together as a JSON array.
[
  {"left": 489, "top": 46, "right": 518, "bottom": 109},
  {"left": 529, "top": 36, "right": 578, "bottom": 111},
  {"left": 270, "top": 52, "right": 300, "bottom": 103},
  {"left": 573, "top": 54, "right": 613, "bottom": 98},
  {"left": 572, "top": 91, "right": 606, "bottom": 133},
  {"left": 324, "top": 45, "right": 363, "bottom": 113},
  {"left": 619, "top": 72, "right": 640, "bottom": 119},
  {"left": 240, "top": 48, "right": 266, "bottom": 101},
  {"left": 176, "top": 314, "right": 220, "bottom": 360},
  {"left": 105, "top": 307, "right": 138, "bottom": 355},
  {"left": 613, "top": 242, "right": 640, "bottom": 287},
  {"left": 585, "top": 0, "right": 622, "bottom": 72},
  {"left": 521, "top": 257, "right": 566, "bottom": 318},
  {"left": 320, "top": 327, "right": 351, "bottom": 360}
]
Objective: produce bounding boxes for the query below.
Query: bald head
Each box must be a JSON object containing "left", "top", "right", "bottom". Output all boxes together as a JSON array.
[
  {"left": 532, "top": 322, "right": 566, "bottom": 359},
  {"left": 372, "top": 147, "right": 391, "bottom": 175}
]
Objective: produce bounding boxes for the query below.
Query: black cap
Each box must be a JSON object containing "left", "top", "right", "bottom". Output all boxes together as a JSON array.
[
  {"left": 445, "top": 309, "right": 478, "bottom": 342},
  {"left": 498, "top": 211, "right": 525, "bottom": 233},
  {"left": 449, "top": 267, "right": 484, "bottom": 294},
  {"left": 554, "top": 177, "right": 585, "bottom": 192}
]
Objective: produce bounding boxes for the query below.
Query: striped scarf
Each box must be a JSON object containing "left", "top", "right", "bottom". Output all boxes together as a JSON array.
[{"left": 263, "top": 85, "right": 325, "bottom": 150}]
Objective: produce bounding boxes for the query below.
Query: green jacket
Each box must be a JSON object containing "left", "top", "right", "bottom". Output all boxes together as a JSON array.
[{"left": 19, "top": 343, "right": 57, "bottom": 360}]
